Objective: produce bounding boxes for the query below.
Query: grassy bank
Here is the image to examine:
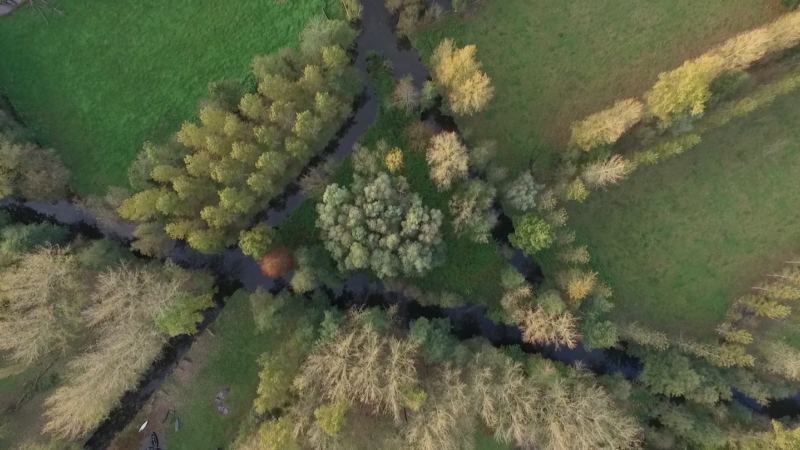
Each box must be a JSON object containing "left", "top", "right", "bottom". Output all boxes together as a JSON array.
[
  {"left": 568, "top": 88, "right": 800, "bottom": 338},
  {"left": 163, "top": 292, "right": 273, "bottom": 450},
  {"left": 0, "top": 0, "right": 339, "bottom": 195},
  {"left": 415, "top": 0, "right": 779, "bottom": 174}
]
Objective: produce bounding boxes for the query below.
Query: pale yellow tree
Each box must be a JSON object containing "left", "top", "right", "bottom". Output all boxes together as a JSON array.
[
  {"left": 556, "top": 269, "right": 597, "bottom": 302},
  {"left": 431, "top": 38, "right": 494, "bottom": 115},
  {"left": 581, "top": 155, "right": 631, "bottom": 189},
  {"left": 0, "top": 246, "right": 84, "bottom": 366},
  {"left": 426, "top": 132, "right": 469, "bottom": 190},
  {"left": 569, "top": 99, "right": 645, "bottom": 151}
]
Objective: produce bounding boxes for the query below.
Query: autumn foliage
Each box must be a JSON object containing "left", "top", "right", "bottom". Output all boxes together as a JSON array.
[
  {"left": 431, "top": 38, "right": 494, "bottom": 115},
  {"left": 259, "top": 246, "right": 294, "bottom": 277}
]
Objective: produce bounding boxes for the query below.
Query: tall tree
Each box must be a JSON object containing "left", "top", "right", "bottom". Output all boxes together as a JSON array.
[{"left": 426, "top": 132, "right": 469, "bottom": 191}]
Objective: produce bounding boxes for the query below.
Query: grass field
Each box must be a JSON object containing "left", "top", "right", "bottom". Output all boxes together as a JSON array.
[
  {"left": 567, "top": 88, "right": 800, "bottom": 339},
  {"left": 0, "top": 0, "right": 339, "bottom": 195},
  {"left": 415, "top": 0, "right": 780, "bottom": 174}
]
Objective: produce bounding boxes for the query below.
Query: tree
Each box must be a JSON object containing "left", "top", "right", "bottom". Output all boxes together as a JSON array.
[
  {"left": 501, "top": 290, "right": 580, "bottom": 349},
  {"left": 564, "top": 178, "right": 589, "bottom": 202},
  {"left": 757, "top": 340, "right": 800, "bottom": 381},
  {"left": 255, "top": 343, "right": 304, "bottom": 414},
  {"left": 638, "top": 349, "right": 702, "bottom": 399},
  {"left": 503, "top": 171, "right": 542, "bottom": 212},
  {"left": 385, "top": 147, "right": 404, "bottom": 173},
  {"left": 120, "top": 16, "right": 361, "bottom": 254},
  {"left": 0, "top": 246, "right": 83, "bottom": 365},
  {"left": 0, "top": 223, "right": 69, "bottom": 257},
  {"left": 508, "top": 214, "right": 554, "bottom": 255},
  {"left": 739, "top": 294, "right": 791, "bottom": 318},
  {"left": 557, "top": 245, "right": 590, "bottom": 265},
  {"left": 0, "top": 133, "right": 70, "bottom": 202},
  {"left": 238, "top": 223, "right": 276, "bottom": 259},
  {"left": 392, "top": 75, "right": 420, "bottom": 112},
  {"left": 314, "top": 401, "right": 350, "bottom": 436},
  {"left": 259, "top": 417, "right": 301, "bottom": 450},
  {"left": 448, "top": 179, "right": 497, "bottom": 243},
  {"left": 131, "top": 222, "right": 176, "bottom": 258},
  {"left": 426, "top": 132, "right": 469, "bottom": 191},
  {"left": 556, "top": 269, "right": 597, "bottom": 301},
  {"left": 259, "top": 246, "right": 294, "bottom": 277},
  {"left": 409, "top": 318, "right": 457, "bottom": 364},
  {"left": 316, "top": 173, "right": 445, "bottom": 279},
  {"left": 405, "top": 364, "right": 475, "bottom": 450},
  {"left": 619, "top": 322, "right": 669, "bottom": 350},
  {"left": 581, "top": 154, "right": 631, "bottom": 189},
  {"left": 569, "top": 99, "right": 644, "bottom": 151},
  {"left": 431, "top": 39, "right": 494, "bottom": 115},
  {"left": 645, "top": 54, "right": 726, "bottom": 126}
]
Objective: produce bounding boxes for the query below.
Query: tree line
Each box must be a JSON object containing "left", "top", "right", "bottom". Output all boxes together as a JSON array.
[
  {"left": 234, "top": 292, "right": 642, "bottom": 450},
  {"left": 118, "top": 16, "right": 363, "bottom": 256},
  {"left": 561, "top": 9, "right": 800, "bottom": 200}
]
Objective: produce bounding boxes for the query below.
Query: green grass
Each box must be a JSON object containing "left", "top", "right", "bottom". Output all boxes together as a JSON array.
[
  {"left": 476, "top": 432, "right": 513, "bottom": 450},
  {"left": 0, "top": 0, "right": 340, "bottom": 195},
  {"left": 568, "top": 88, "right": 800, "bottom": 338},
  {"left": 278, "top": 56, "right": 506, "bottom": 304},
  {"left": 165, "top": 291, "right": 276, "bottom": 450},
  {"left": 415, "top": 0, "right": 779, "bottom": 175}
]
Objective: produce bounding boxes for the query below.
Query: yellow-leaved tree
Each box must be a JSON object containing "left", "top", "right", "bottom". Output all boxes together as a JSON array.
[
  {"left": 569, "top": 99, "right": 644, "bottom": 151},
  {"left": 645, "top": 54, "right": 726, "bottom": 126},
  {"left": 431, "top": 38, "right": 494, "bottom": 115}
]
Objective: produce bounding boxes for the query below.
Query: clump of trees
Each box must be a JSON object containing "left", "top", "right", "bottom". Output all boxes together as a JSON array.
[
  {"left": 562, "top": 9, "right": 800, "bottom": 203},
  {"left": 243, "top": 307, "right": 641, "bottom": 450},
  {"left": 119, "top": 17, "right": 362, "bottom": 255},
  {"left": 316, "top": 170, "right": 445, "bottom": 279},
  {"left": 0, "top": 104, "right": 69, "bottom": 202},
  {"left": 430, "top": 38, "right": 494, "bottom": 115},
  {"left": 0, "top": 214, "right": 214, "bottom": 440}
]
